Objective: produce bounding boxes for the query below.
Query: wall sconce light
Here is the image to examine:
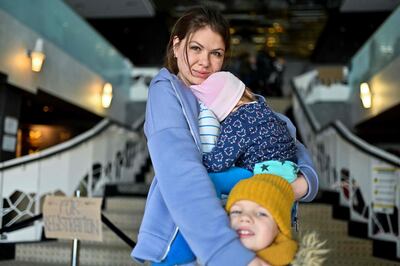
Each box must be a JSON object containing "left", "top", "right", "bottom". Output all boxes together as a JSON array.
[
  {"left": 360, "top": 82, "right": 372, "bottom": 109},
  {"left": 27, "top": 38, "right": 46, "bottom": 72},
  {"left": 102, "top": 83, "right": 113, "bottom": 108}
]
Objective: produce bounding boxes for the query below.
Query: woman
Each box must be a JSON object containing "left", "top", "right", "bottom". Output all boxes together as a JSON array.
[{"left": 131, "top": 6, "right": 318, "bottom": 266}]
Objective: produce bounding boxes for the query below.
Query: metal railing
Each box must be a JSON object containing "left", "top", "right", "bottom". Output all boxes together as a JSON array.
[
  {"left": 0, "top": 203, "right": 137, "bottom": 265},
  {"left": 291, "top": 76, "right": 400, "bottom": 258},
  {"left": 0, "top": 117, "right": 148, "bottom": 243}
]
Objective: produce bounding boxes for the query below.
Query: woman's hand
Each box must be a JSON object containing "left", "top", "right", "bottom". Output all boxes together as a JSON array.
[
  {"left": 248, "top": 257, "right": 271, "bottom": 266},
  {"left": 291, "top": 174, "right": 309, "bottom": 200}
]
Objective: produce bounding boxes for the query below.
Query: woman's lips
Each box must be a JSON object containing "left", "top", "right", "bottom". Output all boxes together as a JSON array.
[{"left": 192, "top": 70, "right": 210, "bottom": 79}]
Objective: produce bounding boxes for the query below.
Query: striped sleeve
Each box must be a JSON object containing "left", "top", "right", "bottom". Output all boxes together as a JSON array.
[{"left": 198, "top": 101, "right": 221, "bottom": 153}]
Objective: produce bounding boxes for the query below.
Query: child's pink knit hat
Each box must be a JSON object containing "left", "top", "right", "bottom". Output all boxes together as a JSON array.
[{"left": 190, "top": 71, "right": 245, "bottom": 121}]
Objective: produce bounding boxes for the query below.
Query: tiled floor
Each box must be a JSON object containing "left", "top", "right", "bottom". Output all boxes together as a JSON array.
[{"left": 2, "top": 198, "right": 400, "bottom": 265}]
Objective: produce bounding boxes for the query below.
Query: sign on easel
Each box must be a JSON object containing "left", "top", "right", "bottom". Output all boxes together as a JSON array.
[
  {"left": 371, "top": 164, "right": 399, "bottom": 215},
  {"left": 43, "top": 196, "right": 103, "bottom": 241}
]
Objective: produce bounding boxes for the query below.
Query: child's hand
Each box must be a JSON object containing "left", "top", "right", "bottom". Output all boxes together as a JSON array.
[
  {"left": 291, "top": 174, "right": 308, "bottom": 200},
  {"left": 248, "top": 257, "right": 271, "bottom": 266}
]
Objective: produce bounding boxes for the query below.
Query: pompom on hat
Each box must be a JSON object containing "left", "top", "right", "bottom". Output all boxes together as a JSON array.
[
  {"left": 225, "top": 174, "right": 295, "bottom": 239},
  {"left": 190, "top": 71, "right": 245, "bottom": 121}
]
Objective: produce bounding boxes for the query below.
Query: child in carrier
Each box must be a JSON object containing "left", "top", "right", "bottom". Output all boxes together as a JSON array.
[{"left": 153, "top": 71, "right": 303, "bottom": 265}]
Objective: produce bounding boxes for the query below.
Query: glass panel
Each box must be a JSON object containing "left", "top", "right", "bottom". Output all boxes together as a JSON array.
[
  {"left": 349, "top": 6, "right": 400, "bottom": 86},
  {"left": 0, "top": 0, "right": 132, "bottom": 90}
]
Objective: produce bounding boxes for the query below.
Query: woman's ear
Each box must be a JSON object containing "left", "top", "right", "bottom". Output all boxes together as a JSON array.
[{"left": 172, "top": 36, "right": 180, "bottom": 57}]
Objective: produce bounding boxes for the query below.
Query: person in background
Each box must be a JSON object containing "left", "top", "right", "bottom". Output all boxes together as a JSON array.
[{"left": 131, "top": 6, "right": 318, "bottom": 266}]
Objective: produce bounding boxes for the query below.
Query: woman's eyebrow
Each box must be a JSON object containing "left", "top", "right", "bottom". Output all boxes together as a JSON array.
[
  {"left": 213, "top": 48, "right": 225, "bottom": 53},
  {"left": 189, "top": 41, "right": 204, "bottom": 47},
  {"left": 210, "top": 47, "right": 225, "bottom": 53},
  {"left": 189, "top": 41, "right": 225, "bottom": 52}
]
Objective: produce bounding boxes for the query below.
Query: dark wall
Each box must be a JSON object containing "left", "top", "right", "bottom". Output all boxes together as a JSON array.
[
  {"left": 355, "top": 103, "right": 400, "bottom": 147},
  {"left": 0, "top": 74, "right": 22, "bottom": 162},
  {"left": 88, "top": 14, "right": 170, "bottom": 66}
]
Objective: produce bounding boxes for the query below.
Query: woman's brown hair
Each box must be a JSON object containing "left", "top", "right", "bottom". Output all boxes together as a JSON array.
[{"left": 164, "top": 6, "right": 231, "bottom": 74}]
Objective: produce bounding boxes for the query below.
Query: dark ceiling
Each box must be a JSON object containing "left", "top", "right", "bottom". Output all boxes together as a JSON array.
[
  {"left": 86, "top": 0, "right": 330, "bottom": 66},
  {"left": 64, "top": 0, "right": 399, "bottom": 66}
]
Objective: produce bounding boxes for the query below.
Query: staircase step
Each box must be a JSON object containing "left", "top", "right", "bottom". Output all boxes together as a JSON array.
[
  {"left": 299, "top": 203, "right": 398, "bottom": 265},
  {"left": 102, "top": 226, "right": 139, "bottom": 245},
  {"left": 115, "top": 184, "right": 150, "bottom": 196},
  {"left": 105, "top": 197, "right": 146, "bottom": 212},
  {"left": 14, "top": 240, "right": 141, "bottom": 266},
  {"left": 0, "top": 260, "right": 63, "bottom": 266},
  {"left": 324, "top": 255, "right": 399, "bottom": 266},
  {"left": 102, "top": 210, "right": 143, "bottom": 230}
]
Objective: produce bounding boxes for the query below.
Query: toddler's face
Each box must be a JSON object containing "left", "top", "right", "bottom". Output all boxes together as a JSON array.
[{"left": 229, "top": 200, "right": 278, "bottom": 251}]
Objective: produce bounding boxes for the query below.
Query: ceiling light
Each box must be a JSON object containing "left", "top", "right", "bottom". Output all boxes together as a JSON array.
[
  {"left": 101, "top": 83, "right": 113, "bottom": 108},
  {"left": 231, "top": 36, "right": 241, "bottom": 45},
  {"left": 360, "top": 82, "right": 372, "bottom": 108},
  {"left": 252, "top": 36, "right": 266, "bottom": 44}
]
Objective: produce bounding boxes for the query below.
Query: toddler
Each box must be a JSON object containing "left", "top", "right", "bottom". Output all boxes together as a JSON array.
[
  {"left": 226, "top": 174, "right": 297, "bottom": 265},
  {"left": 227, "top": 174, "right": 328, "bottom": 266},
  {"left": 191, "top": 71, "right": 299, "bottom": 196}
]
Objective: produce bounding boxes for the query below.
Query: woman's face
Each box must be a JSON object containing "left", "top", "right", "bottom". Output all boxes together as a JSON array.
[
  {"left": 173, "top": 26, "right": 225, "bottom": 85},
  {"left": 229, "top": 200, "right": 278, "bottom": 252}
]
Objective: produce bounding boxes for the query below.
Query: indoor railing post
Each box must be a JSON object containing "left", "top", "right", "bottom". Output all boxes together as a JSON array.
[{"left": 70, "top": 190, "right": 81, "bottom": 266}]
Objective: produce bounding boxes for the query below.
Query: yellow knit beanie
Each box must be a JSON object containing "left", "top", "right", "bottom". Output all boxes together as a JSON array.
[{"left": 225, "top": 174, "right": 295, "bottom": 239}]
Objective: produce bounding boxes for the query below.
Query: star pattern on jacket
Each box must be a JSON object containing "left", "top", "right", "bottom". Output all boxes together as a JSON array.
[{"left": 261, "top": 164, "right": 269, "bottom": 172}]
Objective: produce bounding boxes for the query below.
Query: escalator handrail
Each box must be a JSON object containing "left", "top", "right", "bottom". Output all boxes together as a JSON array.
[
  {"left": 291, "top": 79, "right": 400, "bottom": 167},
  {"left": 0, "top": 115, "right": 144, "bottom": 171}
]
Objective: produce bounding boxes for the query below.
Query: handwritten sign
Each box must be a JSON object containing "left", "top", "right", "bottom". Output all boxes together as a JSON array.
[{"left": 43, "top": 196, "right": 103, "bottom": 241}]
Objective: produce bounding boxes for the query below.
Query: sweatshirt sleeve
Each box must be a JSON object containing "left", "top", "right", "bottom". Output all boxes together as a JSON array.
[
  {"left": 274, "top": 113, "right": 319, "bottom": 202},
  {"left": 145, "top": 79, "right": 255, "bottom": 266}
]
